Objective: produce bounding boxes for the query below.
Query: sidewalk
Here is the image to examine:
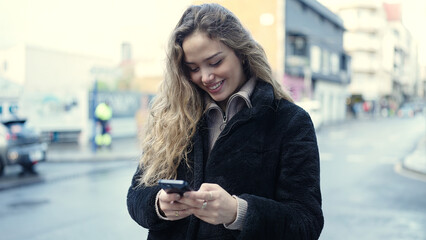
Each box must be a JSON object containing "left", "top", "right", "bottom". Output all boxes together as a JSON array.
[
  {"left": 0, "top": 137, "right": 141, "bottom": 191},
  {"left": 46, "top": 137, "right": 141, "bottom": 162},
  {"left": 402, "top": 134, "right": 426, "bottom": 177}
]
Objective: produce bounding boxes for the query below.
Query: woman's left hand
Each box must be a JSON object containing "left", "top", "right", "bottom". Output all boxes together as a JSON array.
[{"left": 180, "top": 183, "right": 237, "bottom": 225}]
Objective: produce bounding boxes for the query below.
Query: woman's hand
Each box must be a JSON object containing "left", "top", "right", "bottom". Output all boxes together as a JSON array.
[
  {"left": 180, "top": 183, "right": 238, "bottom": 225},
  {"left": 157, "top": 190, "right": 192, "bottom": 220}
]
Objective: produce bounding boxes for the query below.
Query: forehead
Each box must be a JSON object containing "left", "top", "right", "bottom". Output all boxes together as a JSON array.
[{"left": 182, "top": 32, "right": 228, "bottom": 62}]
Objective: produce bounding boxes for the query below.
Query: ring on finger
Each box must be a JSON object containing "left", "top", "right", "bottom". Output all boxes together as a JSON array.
[
  {"left": 201, "top": 200, "right": 207, "bottom": 209},
  {"left": 209, "top": 191, "right": 213, "bottom": 201},
  {"left": 175, "top": 210, "right": 179, "bottom": 217}
]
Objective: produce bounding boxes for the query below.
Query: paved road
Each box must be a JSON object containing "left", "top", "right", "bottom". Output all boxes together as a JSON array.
[
  {"left": 0, "top": 161, "right": 148, "bottom": 240},
  {"left": 318, "top": 116, "right": 426, "bottom": 240},
  {"left": 0, "top": 116, "right": 425, "bottom": 240}
]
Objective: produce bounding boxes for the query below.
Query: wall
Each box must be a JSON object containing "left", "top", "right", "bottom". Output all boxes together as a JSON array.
[
  {"left": 285, "top": 0, "right": 349, "bottom": 123},
  {"left": 0, "top": 44, "right": 26, "bottom": 85},
  {"left": 315, "top": 80, "right": 348, "bottom": 123},
  {"left": 286, "top": 0, "right": 344, "bottom": 50},
  {"left": 285, "top": 0, "right": 346, "bottom": 82},
  {"left": 192, "top": 0, "right": 282, "bottom": 83}
]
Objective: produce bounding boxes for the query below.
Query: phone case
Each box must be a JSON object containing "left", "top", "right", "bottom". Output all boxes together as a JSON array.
[{"left": 158, "top": 179, "right": 192, "bottom": 195}]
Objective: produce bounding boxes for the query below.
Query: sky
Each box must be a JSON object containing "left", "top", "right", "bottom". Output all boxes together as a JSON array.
[
  {"left": 0, "top": 0, "right": 425, "bottom": 65},
  {"left": 0, "top": 0, "right": 190, "bottom": 61}
]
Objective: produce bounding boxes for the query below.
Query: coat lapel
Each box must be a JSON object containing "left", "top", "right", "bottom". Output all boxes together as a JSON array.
[{"left": 192, "top": 119, "right": 207, "bottom": 190}]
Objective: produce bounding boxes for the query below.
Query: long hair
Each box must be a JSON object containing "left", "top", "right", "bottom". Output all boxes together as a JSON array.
[{"left": 138, "top": 3, "right": 293, "bottom": 186}]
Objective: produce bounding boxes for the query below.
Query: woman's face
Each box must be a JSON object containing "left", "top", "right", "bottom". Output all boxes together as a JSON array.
[{"left": 182, "top": 32, "right": 246, "bottom": 109}]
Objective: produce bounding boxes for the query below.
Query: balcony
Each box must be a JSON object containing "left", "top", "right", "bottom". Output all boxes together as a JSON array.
[{"left": 344, "top": 35, "right": 381, "bottom": 53}]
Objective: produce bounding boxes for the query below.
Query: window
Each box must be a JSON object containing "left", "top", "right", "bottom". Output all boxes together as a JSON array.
[
  {"left": 331, "top": 53, "right": 339, "bottom": 74},
  {"left": 310, "top": 46, "right": 321, "bottom": 73},
  {"left": 322, "top": 49, "right": 330, "bottom": 74},
  {"left": 340, "top": 54, "right": 348, "bottom": 71},
  {"left": 288, "top": 34, "right": 307, "bottom": 56}
]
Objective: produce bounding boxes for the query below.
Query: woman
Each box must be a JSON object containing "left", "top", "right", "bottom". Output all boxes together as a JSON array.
[{"left": 127, "top": 3, "right": 323, "bottom": 239}]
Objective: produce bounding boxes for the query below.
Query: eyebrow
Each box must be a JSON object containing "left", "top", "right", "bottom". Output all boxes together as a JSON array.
[{"left": 184, "top": 52, "right": 223, "bottom": 65}]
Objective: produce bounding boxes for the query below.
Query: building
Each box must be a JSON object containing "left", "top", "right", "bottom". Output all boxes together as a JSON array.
[
  {"left": 0, "top": 77, "right": 22, "bottom": 121},
  {"left": 285, "top": 0, "right": 351, "bottom": 124},
  {"left": 320, "top": 0, "right": 421, "bottom": 116},
  {"left": 127, "top": 1, "right": 192, "bottom": 95},
  {"left": 383, "top": 2, "right": 420, "bottom": 103},
  {"left": 193, "top": 0, "right": 286, "bottom": 89},
  {"left": 192, "top": 0, "right": 350, "bottom": 125},
  {"left": 0, "top": 44, "right": 116, "bottom": 144}
]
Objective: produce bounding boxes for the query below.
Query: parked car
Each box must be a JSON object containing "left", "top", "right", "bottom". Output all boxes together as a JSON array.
[
  {"left": 397, "top": 104, "right": 415, "bottom": 118},
  {"left": 0, "top": 119, "right": 48, "bottom": 176}
]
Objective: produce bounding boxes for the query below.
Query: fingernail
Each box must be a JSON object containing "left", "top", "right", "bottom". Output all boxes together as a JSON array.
[
  {"left": 175, "top": 194, "right": 181, "bottom": 200},
  {"left": 183, "top": 192, "right": 189, "bottom": 197}
]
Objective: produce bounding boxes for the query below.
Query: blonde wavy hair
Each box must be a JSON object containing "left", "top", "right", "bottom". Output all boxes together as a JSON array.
[{"left": 138, "top": 3, "right": 293, "bottom": 186}]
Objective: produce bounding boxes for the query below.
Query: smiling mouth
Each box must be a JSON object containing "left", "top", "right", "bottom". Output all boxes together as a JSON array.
[{"left": 208, "top": 80, "right": 224, "bottom": 90}]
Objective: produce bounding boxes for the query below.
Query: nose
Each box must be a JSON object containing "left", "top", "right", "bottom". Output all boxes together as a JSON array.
[{"left": 201, "top": 69, "right": 214, "bottom": 85}]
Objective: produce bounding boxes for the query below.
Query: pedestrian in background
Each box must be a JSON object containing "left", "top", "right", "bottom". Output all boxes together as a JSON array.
[
  {"left": 127, "top": 3, "right": 323, "bottom": 239},
  {"left": 94, "top": 101, "right": 112, "bottom": 148}
]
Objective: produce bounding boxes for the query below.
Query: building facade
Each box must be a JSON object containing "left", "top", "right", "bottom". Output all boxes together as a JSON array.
[
  {"left": 285, "top": 0, "right": 351, "bottom": 124},
  {"left": 320, "top": 0, "right": 421, "bottom": 116},
  {"left": 383, "top": 2, "right": 420, "bottom": 104},
  {"left": 0, "top": 45, "right": 118, "bottom": 144},
  {"left": 193, "top": 0, "right": 285, "bottom": 88}
]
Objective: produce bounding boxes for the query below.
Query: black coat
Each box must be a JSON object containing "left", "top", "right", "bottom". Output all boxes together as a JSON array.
[{"left": 127, "top": 81, "right": 324, "bottom": 240}]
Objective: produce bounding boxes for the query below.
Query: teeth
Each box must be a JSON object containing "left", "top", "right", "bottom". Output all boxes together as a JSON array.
[{"left": 209, "top": 81, "right": 222, "bottom": 90}]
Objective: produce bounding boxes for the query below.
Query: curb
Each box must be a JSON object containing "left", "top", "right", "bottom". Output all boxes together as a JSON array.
[
  {"left": 0, "top": 160, "right": 138, "bottom": 191},
  {"left": 0, "top": 175, "right": 45, "bottom": 191},
  {"left": 395, "top": 134, "right": 426, "bottom": 182},
  {"left": 395, "top": 163, "right": 426, "bottom": 182},
  {"left": 0, "top": 137, "right": 141, "bottom": 191},
  {"left": 402, "top": 135, "right": 426, "bottom": 175},
  {"left": 46, "top": 151, "right": 141, "bottom": 163}
]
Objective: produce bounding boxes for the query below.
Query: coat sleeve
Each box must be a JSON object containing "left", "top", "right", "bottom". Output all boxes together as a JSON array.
[
  {"left": 127, "top": 166, "right": 178, "bottom": 231},
  {"left": 238, "top": 107, "right": 324, "bottom": 240}
]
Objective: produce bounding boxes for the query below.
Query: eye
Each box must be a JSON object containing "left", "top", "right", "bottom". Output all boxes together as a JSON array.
[
  {"left": 186, "top": 65, "right": 199, "bottom": 72},
  {"left": 210, "top": 59, "right": 222, "bottom": 66}
]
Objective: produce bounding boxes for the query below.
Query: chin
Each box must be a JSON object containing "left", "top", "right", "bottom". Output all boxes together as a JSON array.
[{"left": 210, "top": 94, "right": 228, "bottom": 103}]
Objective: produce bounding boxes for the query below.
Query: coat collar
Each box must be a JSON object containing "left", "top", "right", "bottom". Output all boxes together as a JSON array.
[
  {"left": 252, "top": 80, "right": 275, "bottom": 106},
  {"left": 191, "top": 79, "right": 276, "bottom": 189}
]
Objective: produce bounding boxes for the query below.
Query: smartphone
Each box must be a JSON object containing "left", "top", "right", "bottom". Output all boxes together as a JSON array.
[{"left": 158, "top": 179, "right": 192, "bottom": 195}]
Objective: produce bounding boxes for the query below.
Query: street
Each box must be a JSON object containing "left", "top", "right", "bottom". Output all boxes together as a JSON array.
[
  {"left": 0, "top": 116, "right": 425, "bottom": 240},
  {"left": 318, "top": 116, "right": 426, "bottom": 240},
  {"left": 0, "top": 161, "right": 149, "bottom": 240}
]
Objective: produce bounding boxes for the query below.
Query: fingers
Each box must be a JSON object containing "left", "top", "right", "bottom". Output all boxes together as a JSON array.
[
  {"left": 201, "top": 200, "right": 208, "bottom": 209},
  {"left": 157, "top": 184, "right": 238, "bottom": 225},
  {"left": 162, "top": 207, "right": 192, "bottom": 220},
  {"left": 183, "top": 183, "right": 217, "bottom": 201},
  {"left": 158, "top": 189, "right": 181, "bottom": 202},
  {"left": 182, "top": 184, "right": 237, "bottom": 225},
  {"left": 158, "top": 190, "right": 192, "bottom": 220}
]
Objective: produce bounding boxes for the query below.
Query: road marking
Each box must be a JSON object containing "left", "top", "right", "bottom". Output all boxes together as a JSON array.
[
  {"left": 378, "top": 157, "right": 398, "bottom": 164},
  {"left": 346, "top": 140, "right": 364, "bottom": 148},
  {"left": 320, "top": 153, "right": 333, "bottom": 161},
  {"left": 346, "top": 154, "right": 367, "bottom": 163},
  {"left": 320, "top": 154, "right": 403, "bottom": 165},
  {"left": 329, "top": 131, "right": 346, "bottom": 139}
]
